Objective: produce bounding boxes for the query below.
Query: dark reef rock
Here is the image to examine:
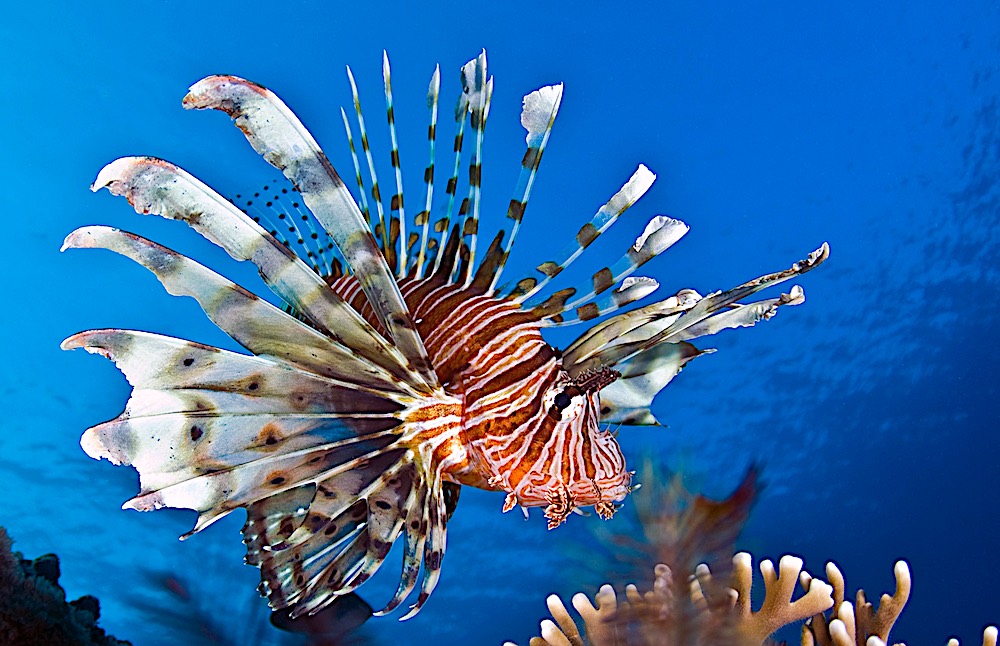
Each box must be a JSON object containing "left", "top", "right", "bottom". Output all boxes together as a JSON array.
[{"left": 0, "top": 526, "right": 130, "bottom": 646}]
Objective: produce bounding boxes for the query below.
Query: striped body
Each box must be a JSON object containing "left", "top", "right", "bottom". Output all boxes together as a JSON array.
[{"left": 331, "top": 274, "right": 630, "bottom": 524}]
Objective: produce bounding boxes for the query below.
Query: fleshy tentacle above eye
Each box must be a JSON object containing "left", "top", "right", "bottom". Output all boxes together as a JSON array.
[{"left": 182, "top": 74, "right": 441, "bottom": 394}]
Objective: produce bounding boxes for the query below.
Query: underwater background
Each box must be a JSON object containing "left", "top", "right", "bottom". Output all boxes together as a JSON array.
[{"left": 1, "top": 0, "right": 997, "bottom": 643}]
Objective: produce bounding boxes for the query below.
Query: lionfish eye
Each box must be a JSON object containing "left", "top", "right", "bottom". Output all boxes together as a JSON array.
[{"left": 553, "top": 392, "right": 572, "bottom": 411}]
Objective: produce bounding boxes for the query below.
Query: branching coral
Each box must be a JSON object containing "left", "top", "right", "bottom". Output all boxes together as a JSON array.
[
  {"left": 731, "top": 553, "right": 835, "bottom": 643},
  {"left": 512, "top": 556, "right": 997, "bottom": 646},
  {"left": 505, "top": 458, "right": 834, "bottom": 645},
  {"left": 0, "top": 526, "right": 131, "bottom": 645},
  {"left": 508, "top": 459, "right": 994, "bottom": 646},
  {"left": 799, "top": 560, "right": 997, "bottom": 646},
  {"left": 508, "top": 552, "right": 833, "bottom": 646},
  {"left": 799, "top": 560, "right": 909, "bottom": 646},
  {"left": 944, "top": 627, "right": 998, "bottom": 646}
]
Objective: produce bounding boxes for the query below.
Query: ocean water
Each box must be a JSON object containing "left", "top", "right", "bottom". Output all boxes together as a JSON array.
[{"left": 1, "top": 1, "right": 997, "bottom": 644}]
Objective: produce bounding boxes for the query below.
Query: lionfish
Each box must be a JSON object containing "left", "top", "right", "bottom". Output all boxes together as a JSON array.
[{"left": 62, "top": 51, "right": 828, "bottom": 620}]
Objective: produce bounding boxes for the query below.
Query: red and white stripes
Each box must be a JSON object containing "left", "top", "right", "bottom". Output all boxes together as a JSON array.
[{"left": 328, "top": 274, "right": 632, "bottom": 528}]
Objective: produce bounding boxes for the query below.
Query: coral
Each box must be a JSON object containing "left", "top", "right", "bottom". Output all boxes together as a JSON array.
[
  {"left": 512, "top": 556, "right": 998, "bottom": 646},
  {"left": 730, "top": 553, "right": 835, "bottom": 643},
  {"left": 508, "top": 552, "right": 833, "bottom": 646},
  {"left": 0, "top": 526, "right": 131, "bottom": 646},
  {"left": 799, "top": 560, "right": 909, "bottom": 646},
  {"left": 800, "top": 561, "right": 998, "bottom": 646},
  {"left": 944, "top": 627, "right": 998, "bottom": 646},
  {"left": 509, "top": 459, "right": 995, "bottom": 646}
]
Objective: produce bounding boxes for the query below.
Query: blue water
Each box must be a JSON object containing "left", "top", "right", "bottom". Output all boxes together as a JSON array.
[{"left": 2, "top": 1, "right": 997, "bottom": 643}]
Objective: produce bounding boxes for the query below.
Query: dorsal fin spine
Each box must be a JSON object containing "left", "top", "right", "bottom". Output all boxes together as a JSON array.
[
  {"left": 487, "top": 83, "right": 564, "bottom": 295},
  {"left": 346, "top": 66, "right": 390, "bottom": 263},
  {"left": 458, "top": 52, "right": 491, "bottom": 287},
  {"left": 432, "top": 88, "right": 470, "bottom": 277},
  {"left": 383, "top": 52, "right": 408, "bottom": 278},
  {"left": 415, "top": 65, "right": 441, "bottom": 279},
  {"left": 341, "top": 106, "right": 372, "bottom": 229}
]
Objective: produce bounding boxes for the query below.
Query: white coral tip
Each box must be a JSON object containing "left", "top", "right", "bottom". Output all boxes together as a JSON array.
[
  {"left": 829, "top": 619, "right": 851, "bottom": 645},
  {"left": 778, "top": 554, "right": 804, "bottom": 574},
  {"left": 827, "top": 561, "right": 842, "bottom": 577},
  {"left": 810, "top": 577, "right": 834, "bottom": 598},
  {"left": 570, "top": 592, "right": 593, "bottom": 614},
  {"left": 539, "top": 619, "right": 564, "bottom": 643},
  {"left": 893, "top": 560, "right": 911, "bottom": 592}
]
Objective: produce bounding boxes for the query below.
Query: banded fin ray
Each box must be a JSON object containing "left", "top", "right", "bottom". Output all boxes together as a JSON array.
[
  {"left": 62, "top": 226, "right": 412, "bottom": 393},
  {"left": 346, "top": 66, "right": 389, "bottom": 261},
  {"left": 247, "top": 453, "right": 449, "bottom": 621},
  {"left": 400, "top": 463, "right": 448, "bottom": 620},
  {"left": 524, "top": 214, "right": 688, "bottom": 315},
  {"left": 540, "top": 276, "right": 660, "bottom": 326},
  {"left": 592, "top": 286, "right": 811, "bottom": 425},
  {"left": 414, "top": 65, "right": 440, "bottom": 279},
  {"left": 507, "top": 164, "right": 656, "bottom": 301},
  {"left": 563, "top": 246, "right": 828, "bottom": 421},
  {"left": 183, "top": 75, "right": 441, "bottom": 393},
  {"left": 567, "top": 285, "right": 814, "bottom": 377},
  {"left": 377, "top": 475, "right": 429, "bottom": 616},
  {"left": 91, "top": 156, "right": 423, "bottom": 390},
  {"left": 382, "top": 51, "right": 408, "bottom": 277},
  {"left": 456, "top": 52, "right": 492, "bottom": 287},
  {"left": 487, "top": 83, "right": 563, "bottom": 294},
  {"left": 562, "top": 289, "right": 702, "bottom": 369},
  {"left": 617, "top": 244, "right": 829, "bottom": 364},
  {"left": 431, "top": 83, "right": 471, "bottom": 276},
  {"left": 340, "top": 107, "right": 372, "bottom": 227}
]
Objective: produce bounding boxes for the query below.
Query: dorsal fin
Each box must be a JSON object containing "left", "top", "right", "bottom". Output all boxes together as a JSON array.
[
  {"left": 184, "top": 75, "right": 441, "bottom": 394},
  {"left": 455, "top": 52, "right": 491, "bottom": 287},
  {"left": 346, "top": 66, "right": 392, "bottom": 266},
  {"left": 431, "top": 76, "right": 471, "bottom": 277}
]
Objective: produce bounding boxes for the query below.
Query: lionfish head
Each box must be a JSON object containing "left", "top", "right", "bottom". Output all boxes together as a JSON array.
[{"left": 516, "top": 364, "right": 632, "bottom": 529}]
